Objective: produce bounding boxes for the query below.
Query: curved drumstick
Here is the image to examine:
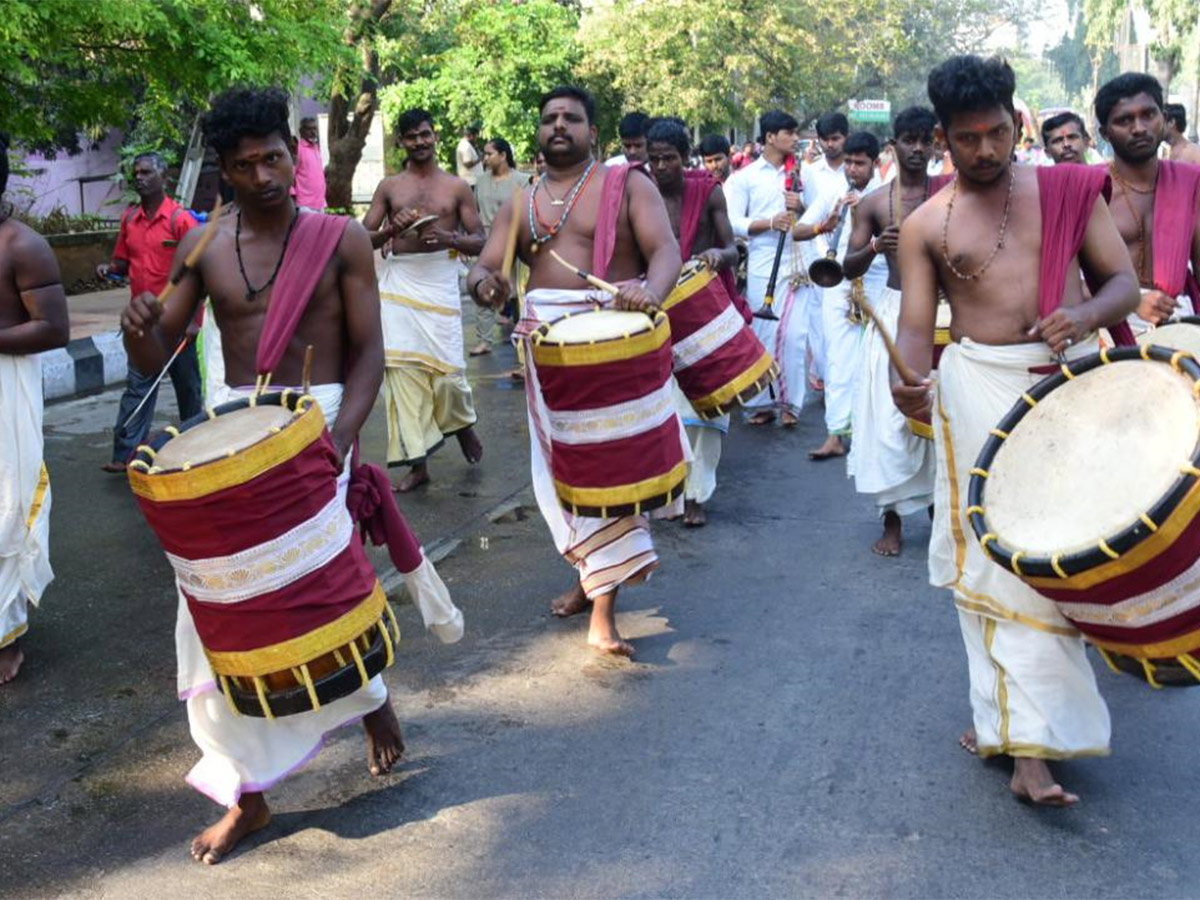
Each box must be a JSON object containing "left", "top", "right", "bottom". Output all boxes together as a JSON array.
[
  {"left": 160, "top": 197, "right": 224, "bottom": 310},
  {"left": 856, "top": 294, "right": 925, "bottom": 387},
  {"left": 500, "top": 187, "right": 523, "bottom": 281},
  {"left": 548, "top": 249, "right": 622, "bottom": 295}
]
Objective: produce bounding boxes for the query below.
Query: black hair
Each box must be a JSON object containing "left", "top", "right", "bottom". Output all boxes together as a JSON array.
[
  {"left": 539, "top": 85, "right": 596, "bottom": 125},
  {"left": 0, "top": 133, "right": 8, "bottom": 196},
  {"left": 843, "top": 131, "right": 880, "bottom": 160},
  {"left": 1165, "top": 103, "right": 1187, "bottom": 132},
  {"left": 486, "top": 137, "right": 516, "bottom": 168},
  {"left": 397, "top": 108, "right": 435, "bottom": 136},
  {"left": 892, "top": 106, "right": 937, "bottom": 141},
  {"left": 816, "top": 112, "right": 849, "bottom": 139},
  {"left": 1094, "top": 72, "right": 1163, "bottom": 128},
  {"left": 926, "top": 55, "right": 1016, "bottom": 130},
  {"left": 299, "top": 116, "right": 318, "bottom": 127},
  {"left": 618, "top": 111, "right": 652, "bottom": 139},
  {"left": 202, "top": 86, "right": 293, "bottom": 161},
  {"left": 1041, "top": 111, "right": 1088, "bottom": 144},
  {"left": 759, "top": 110, "right": 799, "bottom": 141},
  {"left": 646, "top": 118, "right": 690, "bottom": 157},
  {"left": 698, "top": 134, "right": 731, "bottom": 157},
  {"left": 132, "top": 152, "right": 168, "bottom": 175}
]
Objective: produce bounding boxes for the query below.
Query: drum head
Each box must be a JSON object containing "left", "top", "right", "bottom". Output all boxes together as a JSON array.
[
  {"left": 543, "top": 309, "right": 654, "bottom": 344},
  {"left": 986, "top": 360, "right": 1200, "bottom": 556},
  {"left": 154, "top": 405, "right": 296, "bottom": 471},
  {"left": 1136, "top": 322, "right": 1200, "bottom": 358},
  {"left": 935, "top": 301, "right": 952, "bottom": 330}
]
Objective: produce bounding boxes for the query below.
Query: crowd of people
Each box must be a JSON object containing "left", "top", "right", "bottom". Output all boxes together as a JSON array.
[{"left": 2, "top": 51, "right": 1200, "bottom": 867}]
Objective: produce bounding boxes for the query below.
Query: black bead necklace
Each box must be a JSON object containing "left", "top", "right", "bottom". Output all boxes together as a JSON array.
[{"left": 235, "top": 204, "right": 299, "bottom": 302}]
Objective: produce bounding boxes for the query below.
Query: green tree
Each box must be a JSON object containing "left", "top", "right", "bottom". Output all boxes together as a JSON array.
[
  {"left": 1143, "top": 0, "right": 1199, "bottom": 93},
  {"left": 0, "top": 0, "right": 350, "bottom": 153}
]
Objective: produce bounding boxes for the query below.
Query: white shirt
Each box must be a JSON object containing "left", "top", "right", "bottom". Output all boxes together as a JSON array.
[
  {"left": 806, "top": 175, "right": 888, "bottom": 294},
  {"left": 605, "top": 153, "right": 628, "bottom": 166},
  {"left": 725, "top": 155, "right": 802, "bottom": 278},
  {"left": 802, "top": 156, "right": 846, "bottom": 208}
]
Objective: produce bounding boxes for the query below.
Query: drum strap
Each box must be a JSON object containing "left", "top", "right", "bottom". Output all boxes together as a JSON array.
[
  {"left": 255, "top": 213, "right": 352, "bottom": 377},
  {"left": 346, "top": 444, "right": 425, "bottom": 575}
]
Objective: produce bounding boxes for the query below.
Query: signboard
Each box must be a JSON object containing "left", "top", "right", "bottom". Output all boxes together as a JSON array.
[{"left": 848, "top": 99, "right": 891, "bottom": 124}]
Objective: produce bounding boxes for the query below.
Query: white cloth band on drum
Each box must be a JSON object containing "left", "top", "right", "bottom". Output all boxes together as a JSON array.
[
  {"left": 546, "top": 381, "right": 675, "bottom": 446},
  {"left": 672, "top": 304, "right": 744, "bottom": 372}
]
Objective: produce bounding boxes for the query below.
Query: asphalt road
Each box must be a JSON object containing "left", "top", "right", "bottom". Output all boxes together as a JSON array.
[{"left": 2, "top": 322, "right": 1198, "bottom": 899}]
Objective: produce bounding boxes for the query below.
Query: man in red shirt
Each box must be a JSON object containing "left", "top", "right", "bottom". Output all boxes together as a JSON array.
[{"left": 97, "top": 152, "right": 201, "bottom": 472}]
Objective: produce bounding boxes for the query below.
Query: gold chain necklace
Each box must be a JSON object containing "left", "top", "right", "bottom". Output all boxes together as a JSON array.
[{"left": 940, "top": 166, "right": 1014, "bottom": 281}]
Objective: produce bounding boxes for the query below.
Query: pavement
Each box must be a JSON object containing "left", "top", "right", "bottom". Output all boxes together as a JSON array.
[
  {"left": 43, "top": 287, "right": 131, "bottom": 402},
  {"left": 4, "top": 304, "right": 1200, "bottom": 899}
]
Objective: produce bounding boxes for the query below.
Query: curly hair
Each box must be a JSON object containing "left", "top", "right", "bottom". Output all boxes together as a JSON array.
[
  {"left": 844, "top": 131, "right": 879, "bottom": 160},
  {"left": 927, "top": 55, "right": 1015, "bottom": 130},
  {"left": 1094, "top": 72, "right": 1163, "bottom": 128},
  {"left": 202, "top": 87, "right": 292, "bottom": 160},
  {"left": 646, "top": 117, "right": 690, "bottom": 157},
  {"left": 892, "top": 106, "right": 937, "bottom": 141}
]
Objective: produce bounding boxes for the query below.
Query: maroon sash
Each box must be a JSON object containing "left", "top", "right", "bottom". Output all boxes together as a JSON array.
[{"left": 1152, "top": 160, "right": 1200, "bottom": 302}]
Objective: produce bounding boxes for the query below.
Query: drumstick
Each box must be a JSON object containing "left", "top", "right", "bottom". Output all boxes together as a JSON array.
[
  {"left": 548, "top": 249, "right": 622, "bottom": 296},
  {"left": 159, "top": 197, "right": 224, "bottom": 310},
  {"left": 856, "top": 295, "right": 925, "bottom": 387},
  {"left": 119, "top": 336, "right": 190, "bottom": 430},
  {"left": 302, "top": 344, "right": 314, "bottom": 394},
  {"left": 500, "top": 187, "right": 522, "bottom": 281}
]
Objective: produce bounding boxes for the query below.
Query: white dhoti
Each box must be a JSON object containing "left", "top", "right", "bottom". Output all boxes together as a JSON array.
[
  {"left": 846, "top": 286, "right": 934, "bottom": 516},
  {"left": 820, "top": 281, "right": 865, "bottom": 436},
  {"left": 672, "top": 381, "right": 726, "bottom": 504},
  {"left": 0, "top": 354, "right": 53, "bottom": 649},
  {"left": 932, "top": 338, "right": 1110, "bottom": 759},
  {"left": 379, "top": 251, "right": 477, "bottom": 466},
  {"left": 520, "top": 288, "right": 686, "bottom": 598},
  {"left": 177, "top": 383, "right": 461, "bottom": 807},
  {"left": 743, "top": 271, "right": 816, "bottom": 416}
]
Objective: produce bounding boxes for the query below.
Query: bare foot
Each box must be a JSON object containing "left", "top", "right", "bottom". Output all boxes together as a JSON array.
[
  {"left": 781, "top": 411, "right": 800, "bottom": 428},
  {"left": 190, "top": 793, "right": 271, "bottom": 865},
  {"left": 456, "top": 427, "right": 483, "bottom": 464},
  {"left": 809, "top": 434, "right": 846, "bottom": 459},
  {"left": 508, "top": 368, "right": 525, "bottom": 382},
  {"left": 959, "top": 727, "right": 978, "bottom": 755},
  {"left": 363, "top": 701, "right": 405, "bottom": 776},
  {"left": 683, "top": 499, "right": 707, "bottom": 527},
  {"left": 100, "top": 462, "right": 127, "bottom": 474},
  {"left": 468, "top": 342, "right": 492, "bottom": 356},
  {"left": 1011, "top": 758, "right": 1079, "bottom": 806},
  {"left": 394, "top": 464, "right": 431, "bottom": 493},
  {"left": 0, "top": 643, "right": 24, "bottom": 685},
  {"left": 587, "top": 591, "right": 635, "bottom": 658},
  {"left": 746, "top": 411, "right": 775, "bottom": 426},
  {"left": 872, "top": 511, "right": 903, "bottom": 557},
  {"left": 551, "top": 582, "right": 590, "bottom": 618}
]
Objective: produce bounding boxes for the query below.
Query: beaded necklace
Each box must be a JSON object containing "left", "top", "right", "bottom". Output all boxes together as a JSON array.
[
  {"left": 939, "top": 166, "right": 1014, "bottom": 281},
  {"left": 527, "top": 159, "right": 598, "bottom": 253},
  {"left": 1108, "top": 162, "right": 1156, "bottom": 284},
  {"left": 236, "top": 204, "right": 299, "bottom": 302}
]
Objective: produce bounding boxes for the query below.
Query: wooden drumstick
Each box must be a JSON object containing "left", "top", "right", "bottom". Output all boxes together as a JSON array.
[
  {"left": 159, "top": 197, "right": 224, "bottom": 310},
  {"left": 302, "top": 344, "right": 314, "bottom": 394},
  {"left": 500, "top": 187, "right": 522, "bottom": 281},
  {"left": 856, "top": 294, "right": 925, "bottom": 387},
  {"left": 548, "top": 249, "right": 622, "bottom": 295}
]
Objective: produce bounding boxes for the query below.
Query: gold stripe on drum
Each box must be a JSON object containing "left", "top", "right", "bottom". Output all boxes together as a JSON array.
[
  {"left": 204, "top": 582, "right": 388, "bottom": 677},
  {"left": 128, "top": 402, "right": 326, "bottom": 503},
  {"left": 661, "top": 263, "right": 715, "bottom": 311},
  {"left": 1085, "top": 627, "right": 1200, "bottom": 662},
  {"left": 554, "top": 461, "right": 689, "bottom": 514},
  {"left": 690, "top": 352, "right": 777, "bottom": 417},
  {"left": 532, "top": 315, "right": 670, "bottom": 367}
]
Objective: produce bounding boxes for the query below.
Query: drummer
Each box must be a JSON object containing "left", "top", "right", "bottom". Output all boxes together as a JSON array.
[
  {"left": 120, "top": 87, "right": 404, "bottom": 864},
  {"left": 646, "top": 117, "right": 743, "bottom": 528},
  {"left": 891, "top": 56, "right": 1139, "bottom": 805},
  {"left": 467, "top": 85, "right": 683, "bottom": 658}
]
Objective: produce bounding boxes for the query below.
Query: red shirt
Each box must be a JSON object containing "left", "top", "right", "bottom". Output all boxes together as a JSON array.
[{"left": 112, "top": 195, "right": 198, "bottom": 297}]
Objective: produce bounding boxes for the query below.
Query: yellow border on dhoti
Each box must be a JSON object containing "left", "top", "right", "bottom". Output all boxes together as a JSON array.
[
  {"left": 554, "top": 461, "right": 688, "bottom": 510},
  {"left": 532, "top": 315, "right": 670, "bottom": 367},
  {"left": 26, "top": 464, "right": 49, "bottom": 530},
  {"left": 204, "top": 581, "right": 388, "bottom": 677},
  {"left": 0, "top": 623, "right": 28, "bottom": 649},
  {"left": 128, "top": 403, "right": 326, "bottom": 503},
  {"left": 380, "top": 292, "right": 459, "bottom": 316},
  {"left": 934, "top": 327, "right": 952, "bottom": 347},
  {"left": 689, "top": 353, "right": 777, "bottom": 416}
]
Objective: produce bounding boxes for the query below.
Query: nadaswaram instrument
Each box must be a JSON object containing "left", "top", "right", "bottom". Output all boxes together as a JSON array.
[
  {"left": 128, "top": 391, "right": 399, "bottom": 717},
  {"left": 968, "top": 345, "right": 1200, "bottom": 687},
  {"left": 530, "top": 309, "right": 687, "bottom": 517},
  {"left": 753, "top": 157, "right": 800, "bottom": 321}
]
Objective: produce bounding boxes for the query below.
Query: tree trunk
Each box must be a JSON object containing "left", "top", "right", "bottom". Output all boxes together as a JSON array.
[{"left": 323, "top": 0, "right": 392, "bottom": 211}]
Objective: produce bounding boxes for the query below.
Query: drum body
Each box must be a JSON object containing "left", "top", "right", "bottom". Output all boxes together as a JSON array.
[
  {"left": 967, "top": 346, "right": 1200, "bottom": 687},
  {"left": 663, "top": 261, "right": 777, "bottom": 418},
  {"left": 531, "top": 309, "right": 686, "bottom": 517},
  {"left": 128, "top": 391, "right": 398, "bottom": 717}
]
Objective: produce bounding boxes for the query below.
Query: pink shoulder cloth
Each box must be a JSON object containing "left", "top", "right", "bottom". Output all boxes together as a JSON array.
[{"left": 1152, "top": 160, "right": 1200, "bottom": 302}]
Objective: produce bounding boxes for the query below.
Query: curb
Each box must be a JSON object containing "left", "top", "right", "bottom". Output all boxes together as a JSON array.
[{"left": 42, "top": 333, "right": 127, "bottom": 402}]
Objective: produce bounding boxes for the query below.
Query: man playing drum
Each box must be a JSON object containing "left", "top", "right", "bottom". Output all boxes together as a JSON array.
[
  {"left": 467, "top": 86, "right": 683, "bottom": 658},
  {"left": 1095, "top": 73, "right": 1200, "bottom": 334},
  {"left": 842, "top": 107, "right": 942, "bottom": 557},
  {"left": 121, "top": 87, "right": 406, "bottom": 863},
  {"left": 646, "top": 117, "right": 744, "bottom": 528},
  {"left": 891, "top": 56, "right": 1139, "bottom": 805},
  {"left": 0, "top": 137, "right": 69, "bottom": 685}
]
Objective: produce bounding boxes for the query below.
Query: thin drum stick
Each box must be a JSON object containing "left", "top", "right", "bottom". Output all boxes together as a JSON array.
[
  {"left": 548, "top": 249, "right": 622, "bottom": 296},
  {"left": 302, "top": 344, "right": 314, "bottom": 394},
  {"left": 856, "top": 295, "right": 925, "bottom": 387},
  {"left": 158, "top": 197, "right": 224, "bottom": 310},
  {"left": 500, "top": 187, "right": 522, "bottom": 281}
]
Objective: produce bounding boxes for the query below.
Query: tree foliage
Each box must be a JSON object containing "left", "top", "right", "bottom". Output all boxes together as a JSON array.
[{"left": 0, "top": 0, "right": 350, "bottom": 153}]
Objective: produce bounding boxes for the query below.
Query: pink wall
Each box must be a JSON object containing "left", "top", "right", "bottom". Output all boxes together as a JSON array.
[{"left": 9, "top": 130, "right": 127, "bottom": 219}]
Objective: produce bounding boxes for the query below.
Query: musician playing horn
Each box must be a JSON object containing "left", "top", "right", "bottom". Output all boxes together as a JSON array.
[
  {"left": 468, "top": 86, "right": 683, "bottom": 658},
  {"left": 120, "top": 87, "right": 404, "bottom": 864},
  {"left": 891, "top": 56, "right": 1138, "bottom": 805}
]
